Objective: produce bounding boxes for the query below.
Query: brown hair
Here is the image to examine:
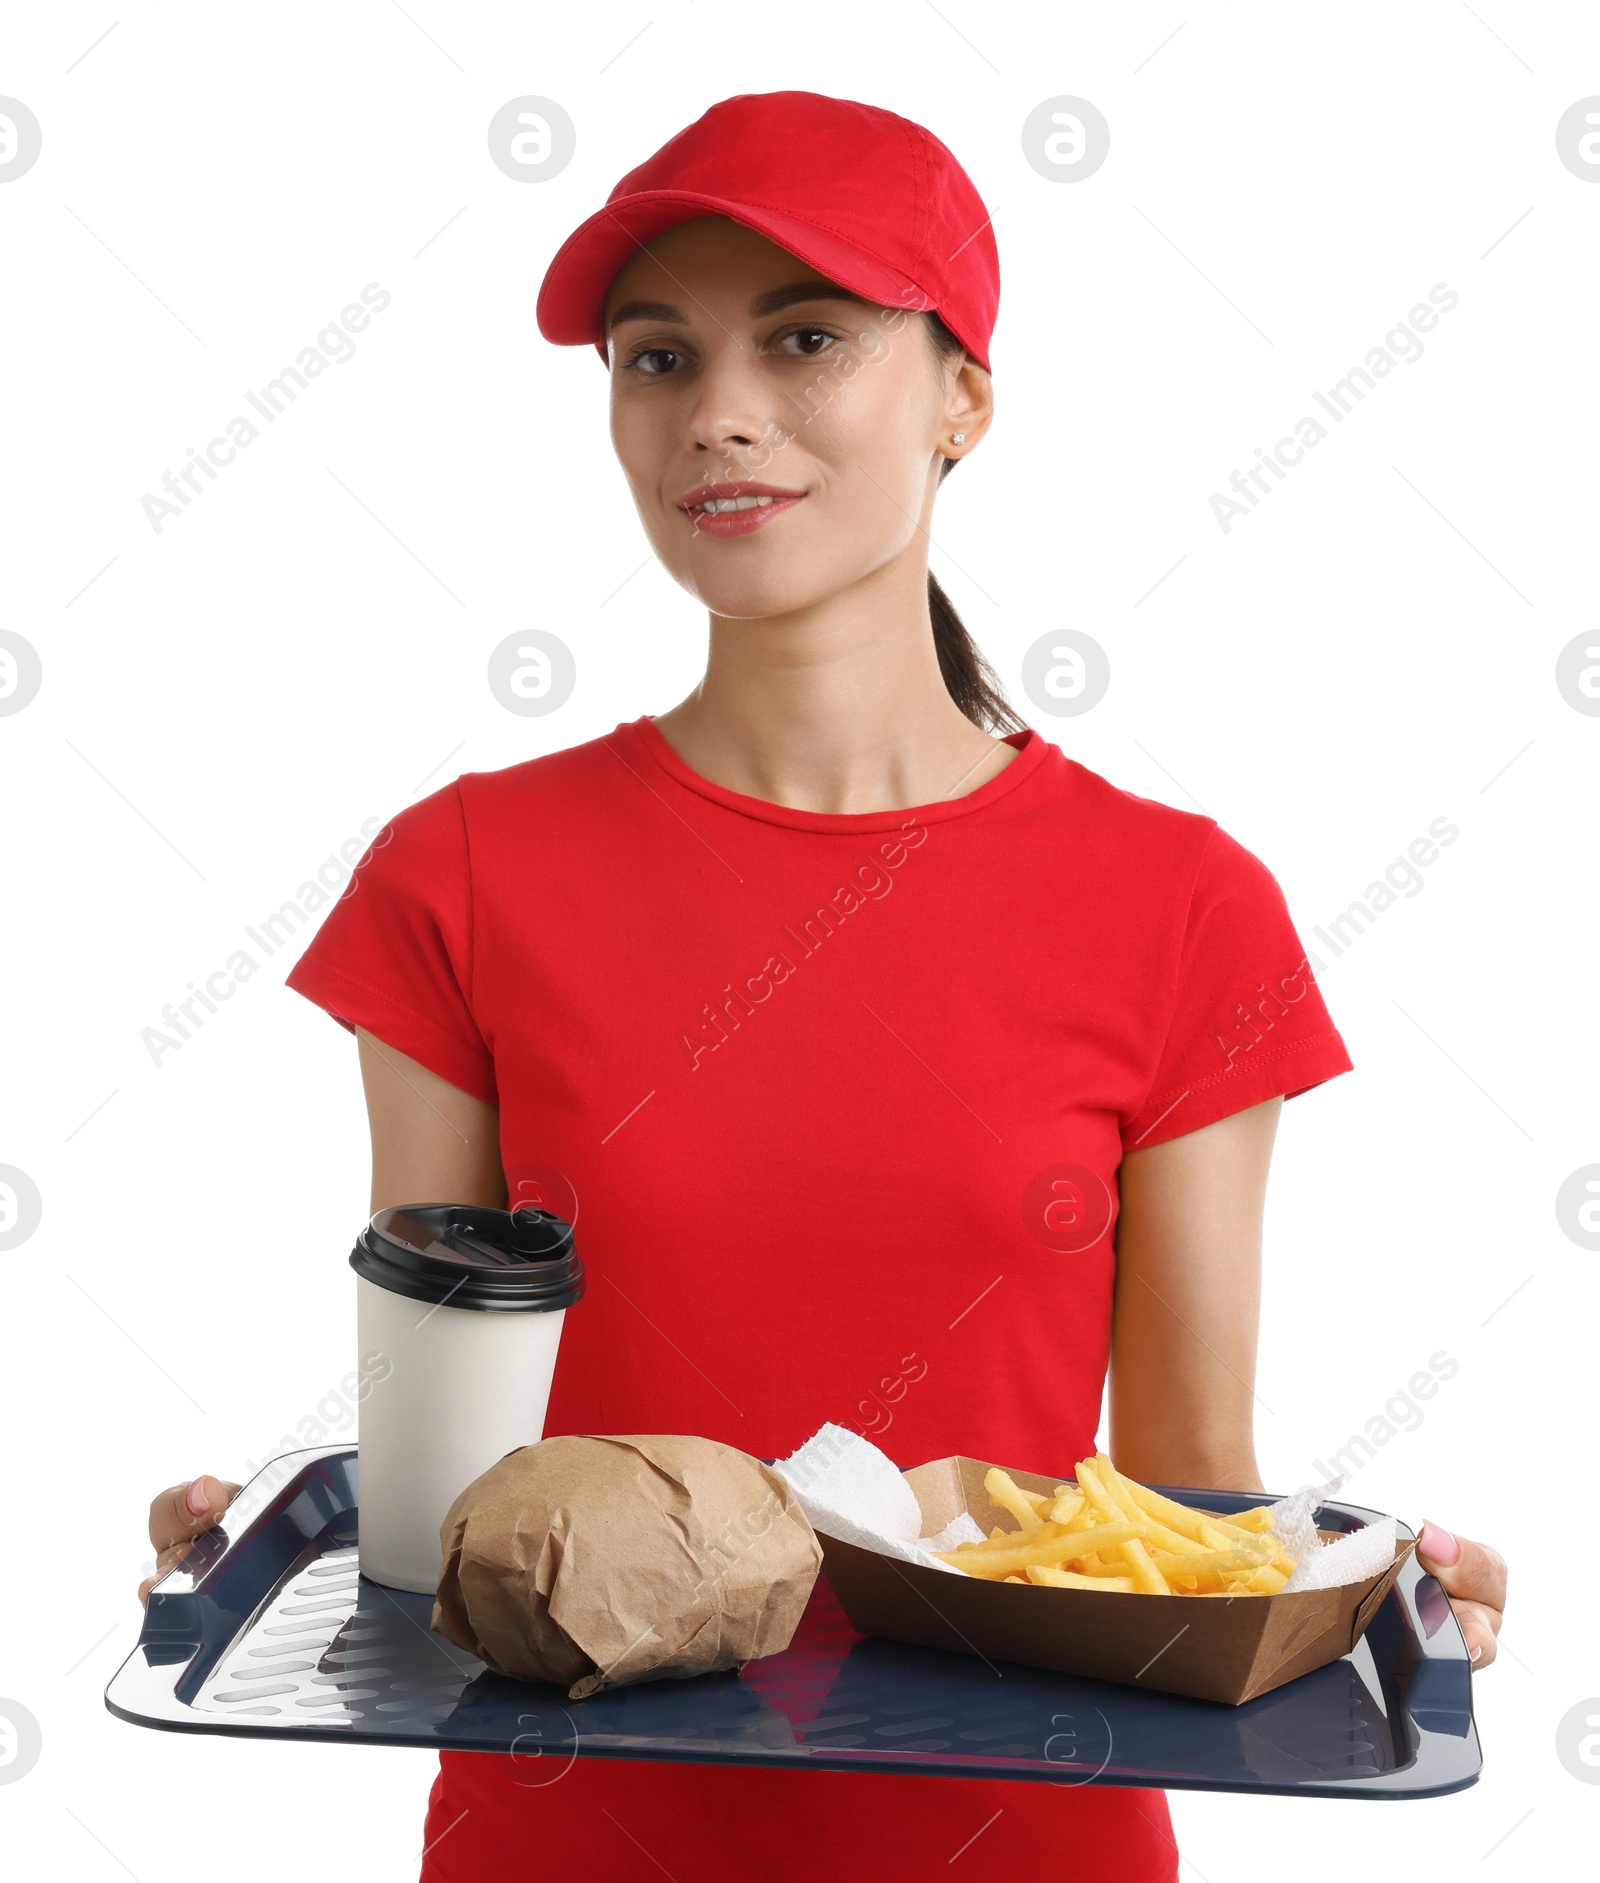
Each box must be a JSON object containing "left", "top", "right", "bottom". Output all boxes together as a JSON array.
[{"left": 923, "top": 312, "right": 1026, "bottom": 736}]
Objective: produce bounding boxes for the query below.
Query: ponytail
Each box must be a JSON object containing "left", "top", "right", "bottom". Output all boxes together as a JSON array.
[
  {"left": 928, "top": 474, "right": 1026, "bottom": 737},
  {"left": 924, "top": 315, "right": 1026, "bottom": 737}
]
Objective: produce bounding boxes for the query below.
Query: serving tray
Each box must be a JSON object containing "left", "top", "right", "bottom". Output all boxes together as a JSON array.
[{"left": 106, "top": 1445, "right": 1480, "bottom": 1799}]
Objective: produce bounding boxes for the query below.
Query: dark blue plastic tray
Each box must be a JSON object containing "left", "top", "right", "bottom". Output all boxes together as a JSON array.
[{"left": 107, "top": 1445, "right": 1480, "bottom": 1798}]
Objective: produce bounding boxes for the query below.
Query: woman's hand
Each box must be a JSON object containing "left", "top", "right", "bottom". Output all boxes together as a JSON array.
[
  {"left": 1417, "top": 1519, "right": 1506, "bottom": 1668},
  {"left": 139, "top": 1474, "right": 241, "bottom": 1604}
]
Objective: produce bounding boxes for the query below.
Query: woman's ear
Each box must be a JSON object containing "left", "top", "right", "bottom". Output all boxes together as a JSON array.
[{"left": 945, "top": 358, "right": 994, "bottom": 451}]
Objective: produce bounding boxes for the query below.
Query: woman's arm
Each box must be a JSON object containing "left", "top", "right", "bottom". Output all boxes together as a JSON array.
[
  {"left": 142, "top": 1027, "right": 503, "bottom": 1602},
  {"left": 1108, "top": 1096, "right": 1282, "bottom": 1493},
  {"left": 1110, "top": 1096, "right": 1508, "bottom": 1664},
  {"left": 356, "top": 1025, "right": 506, "bottom": 1213}
]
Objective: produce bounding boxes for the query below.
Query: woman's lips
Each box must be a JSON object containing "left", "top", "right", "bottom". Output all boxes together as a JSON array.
[
  {"left": 677, "top": 485, "right": 806, "bottom": 538},
  {"left": 687, "top": 494, "right": 804, "bottom": 537}
]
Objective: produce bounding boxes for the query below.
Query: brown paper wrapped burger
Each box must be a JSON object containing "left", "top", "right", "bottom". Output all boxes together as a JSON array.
[{"left": 431, "top": 1434, "right": 823, "bottom": 1698}]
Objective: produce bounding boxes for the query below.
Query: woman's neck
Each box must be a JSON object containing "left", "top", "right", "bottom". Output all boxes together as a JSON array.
[{"left": 651, "top": 560, "right": 1019, "bottom": 816}]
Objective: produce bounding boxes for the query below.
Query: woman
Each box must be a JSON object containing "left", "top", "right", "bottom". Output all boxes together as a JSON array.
[{"left": 142, "top": 91, "right": 1506, "bottom": 1881}]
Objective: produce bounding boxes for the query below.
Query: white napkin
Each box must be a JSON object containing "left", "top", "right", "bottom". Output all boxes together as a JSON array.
[
  {"left": 773, "top": 1427, "right": 1401, "bottom": 1590},
  {"left": 1267, "top": 1476, "right": 1402, "bottom": 1592},
  {"left": 772, "top": 1423, "right": 983, "bottom": 1574}
]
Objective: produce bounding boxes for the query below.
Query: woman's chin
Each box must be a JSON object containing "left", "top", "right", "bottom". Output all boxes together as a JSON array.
[{"left": 675, "top": 569, "right": 845, "bottom": 623}]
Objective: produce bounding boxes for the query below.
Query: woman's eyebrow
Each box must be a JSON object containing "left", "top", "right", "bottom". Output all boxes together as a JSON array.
[
  {"left": 607, "top": 298, "right": 683, "bottom": 331},
  {"left": 750, "top": 281, "right": 872, "bottom": 316},
  {"left": 607, "top": 281, "right": 871, "bottom": 332}
]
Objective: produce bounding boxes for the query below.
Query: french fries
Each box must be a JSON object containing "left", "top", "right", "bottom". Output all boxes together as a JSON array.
[
  {"left": 1046, "top": 1487, "right": 1085, "bottom": 1525},
  {"left": 934, "top": 1455, "right": 1298, "bottom": 1596},
  {"left": 1027, "top": 1564, "right": 1135, "bottom": 1592},
  {"left": 984, "top": 1466, "right": 1048, "bottom": 1531},
  {"left": 940, "top": 1517, "right": 1145, "bottom": 1580}
]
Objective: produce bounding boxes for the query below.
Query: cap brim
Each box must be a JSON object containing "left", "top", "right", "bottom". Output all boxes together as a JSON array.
[{"left": 535, "top": 190, "right": 946, "bottom": 365}]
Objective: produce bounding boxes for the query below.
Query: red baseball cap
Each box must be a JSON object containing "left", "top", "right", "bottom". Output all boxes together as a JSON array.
[{"left": 535, "top": 90, "right": 999, "bottom": 373}]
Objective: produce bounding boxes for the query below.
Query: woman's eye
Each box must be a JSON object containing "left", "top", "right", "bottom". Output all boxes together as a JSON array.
[
  {"left": 622, "top": 328, "right": 838, "bottom": 373},
  {"left": 625, "top": 347, "right": 681, "bottom": 376}
]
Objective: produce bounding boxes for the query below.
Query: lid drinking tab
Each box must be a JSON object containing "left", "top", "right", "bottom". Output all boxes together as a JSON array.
[{"left": 351, "top": 1203, "right": 583, "bottom": 1312}]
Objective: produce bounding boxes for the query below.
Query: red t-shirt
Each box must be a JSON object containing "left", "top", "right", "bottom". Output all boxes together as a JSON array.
[{"left": 287, "top": 714, "right": 1352, "bottom": 1882}]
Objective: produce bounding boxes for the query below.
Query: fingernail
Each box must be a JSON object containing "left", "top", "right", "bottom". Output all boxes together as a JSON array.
[
  {"left": 1470, "top": 1642, "right": 1483, "bottom": 1663},
  {"left": 1417, "top": 1518, "right": 1459, "bottom": 1566},
  {"left": 185, "top": 1476, "right": 210, "bottom": 1516}
]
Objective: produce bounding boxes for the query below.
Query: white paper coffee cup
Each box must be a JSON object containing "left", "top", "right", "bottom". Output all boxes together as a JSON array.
[{"left": 351, "top": 1205, "right": 583, "bottom": 1593}]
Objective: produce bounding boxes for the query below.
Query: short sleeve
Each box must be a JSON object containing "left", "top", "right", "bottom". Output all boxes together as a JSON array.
[
  {"left": 1121, "top": 826, "right": 1352, "bottom": 1153},
  {"left": 284, "top": 782, "right": 496, "bottom": 1105}
]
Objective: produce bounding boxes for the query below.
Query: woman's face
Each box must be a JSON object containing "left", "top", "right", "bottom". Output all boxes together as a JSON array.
[{"left": 602, "top": 215, "right": 987, "bottom": 621}]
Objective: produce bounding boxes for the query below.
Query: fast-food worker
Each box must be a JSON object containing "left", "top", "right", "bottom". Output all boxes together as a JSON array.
[{"left": 141, "top": 90, "right": 1507, "bottom": 1882}]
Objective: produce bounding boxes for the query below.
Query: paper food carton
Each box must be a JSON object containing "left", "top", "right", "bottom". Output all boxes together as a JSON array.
[{"left": 817, "top": 1454, "right": 1415, "bottom": 1705}]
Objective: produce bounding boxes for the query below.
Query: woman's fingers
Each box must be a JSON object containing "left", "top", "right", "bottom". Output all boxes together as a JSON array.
[
  {"left": 147, "top": 1474, "right": 242, "bottom": 1553},
  {"left": 137, "top": 1538, "right": 196, "bottom": 1606},
  {"left": 142, "top": 1474, "right": 243, "bottom": 1605},
  {"left": 1416, "top": 1521, "right": 1508, "bottom": 1615},
  {"left": 140, "top": 1477, "right": 243, "bottom": 1604},
  {"left": 1448, "top": 1597, "right": 1502, "bottom": 1667},
  {"left": 1417, "top": 1521, "right": 1507, "bottom": 1669}
]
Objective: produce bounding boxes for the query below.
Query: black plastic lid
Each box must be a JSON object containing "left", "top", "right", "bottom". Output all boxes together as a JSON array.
[{"left": 351, "top": 1204, "right": 582, "bottom": 1313}]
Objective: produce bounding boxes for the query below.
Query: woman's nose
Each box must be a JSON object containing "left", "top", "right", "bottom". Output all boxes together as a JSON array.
[{"left": 682, "top": 348, "right": 780, "bottom": 459}]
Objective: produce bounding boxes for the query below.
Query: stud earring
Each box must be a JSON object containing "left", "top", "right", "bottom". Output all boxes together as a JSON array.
[{"left": 952, "top": 432, "right": 965, "bottom": 444}]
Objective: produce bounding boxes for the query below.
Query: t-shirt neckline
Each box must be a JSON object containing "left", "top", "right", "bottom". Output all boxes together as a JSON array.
[{"left": 625, "top": 713, "right": 1050, "bottom": 834}]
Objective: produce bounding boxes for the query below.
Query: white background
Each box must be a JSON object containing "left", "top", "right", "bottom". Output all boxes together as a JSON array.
[{"left": 2, "top": 3, "right": 1596, "bottom": 1875}]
